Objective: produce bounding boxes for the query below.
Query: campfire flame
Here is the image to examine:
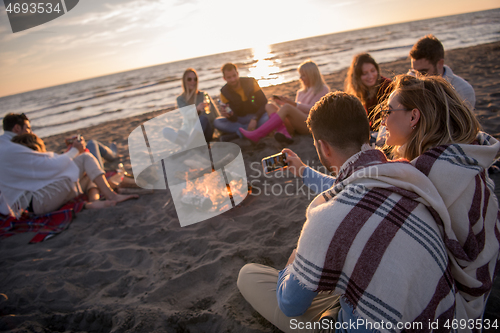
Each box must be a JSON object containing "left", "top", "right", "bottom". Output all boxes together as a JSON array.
[
  {"left": 182, "top": 169, "right": 247, "bottom": 211},
  {"left": 182, "top": 169, "right": 248, "bottom": 211}
]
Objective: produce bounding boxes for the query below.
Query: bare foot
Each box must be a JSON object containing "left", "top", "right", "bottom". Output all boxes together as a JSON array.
[
  {"left": 85, "top": 200, "right": 117, "bottom": 209},
  {"left": 110, "top": 193, "right": 139, "bottom": 203},
  {"left": 119, "top": 176, "right": 140, "bottom": 188}
]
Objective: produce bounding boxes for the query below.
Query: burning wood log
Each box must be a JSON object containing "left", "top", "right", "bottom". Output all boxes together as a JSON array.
[{"left": 180, "top": 193, "right": 213, "bottom": 211}]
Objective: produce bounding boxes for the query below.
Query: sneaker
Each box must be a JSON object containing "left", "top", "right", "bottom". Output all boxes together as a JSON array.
[
  {"left": 219, "top": 133, "right": 240, "bottom": 142},
  {"left": 274, "top": 132, "right": 294, "bottom": 144}
]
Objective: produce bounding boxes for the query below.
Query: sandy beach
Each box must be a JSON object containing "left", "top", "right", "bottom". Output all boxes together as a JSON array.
[{"left": 1, "top": 41, "right": 500, "bottom": 332}]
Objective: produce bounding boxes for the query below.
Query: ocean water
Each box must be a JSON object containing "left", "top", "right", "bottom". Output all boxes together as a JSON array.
[{"left": 1, "top": 8, "right": 499, "bottom": 138}]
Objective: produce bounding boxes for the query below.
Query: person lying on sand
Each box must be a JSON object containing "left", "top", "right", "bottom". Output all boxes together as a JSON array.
[
  {"left": 238, "top": 92, "right": 455, "bottom": 332},
  {"left": 0, "top": 113, "right": 138, "bottom": 217},
  {"left": 66, "top": 136, "right": 119, "bottom": 171},
  {"left": 11, "top": 133, "right": 122, "bottom": 211}
]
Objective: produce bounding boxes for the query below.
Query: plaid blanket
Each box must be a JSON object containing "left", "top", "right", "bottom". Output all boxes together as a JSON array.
[
  {"left": 413, "top": 132, "right": 500, "bottom": 328},
  {"left": 0, "top": 195, "right": 86, "bottom": 243},
  {"left": 290, "top": 148, "right": 456, "bottom": 332}
]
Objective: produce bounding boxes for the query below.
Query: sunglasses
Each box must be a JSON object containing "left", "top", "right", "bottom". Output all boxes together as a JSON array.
[
  {"left": 380, "top": 106, "right": 408, "bottom": 120},
  {"left": 186, "top": 77, "right": 198, "bottom": 82}
]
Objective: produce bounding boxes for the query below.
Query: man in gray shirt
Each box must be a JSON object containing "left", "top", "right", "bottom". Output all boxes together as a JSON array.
[{"left": 410, "top": 34, "right": 476, "bottom": 108}]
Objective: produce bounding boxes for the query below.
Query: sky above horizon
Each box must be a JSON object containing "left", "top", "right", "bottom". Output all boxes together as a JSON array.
[{"left": 0, "top": 0, "right": 498, "bottom": 98}]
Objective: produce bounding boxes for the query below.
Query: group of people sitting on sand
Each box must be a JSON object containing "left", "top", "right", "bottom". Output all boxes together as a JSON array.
[
  {"left": 178, "top": 34, "right": 475, "bottom": 149},
  {"left": 0, "top": 32, "right": 495, "bottom": 332},
  {"left": 235, "top": 35, "right": 493, "bottom": 332},
  {"left": 177, "top": 59, "right": 331, "bottom": 144}
]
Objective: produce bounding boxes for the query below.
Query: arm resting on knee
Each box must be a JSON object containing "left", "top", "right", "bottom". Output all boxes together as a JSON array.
[{"left": 277, "top": 265, "right": 317, "bottom": 317}]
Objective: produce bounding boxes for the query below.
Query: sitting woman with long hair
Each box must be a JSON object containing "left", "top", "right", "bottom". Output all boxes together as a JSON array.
[
  {"left": 344, "top": 53, "right": 392, "bottom": 130},
  {"left": 239, "top": 60, "right": 329, "bottom": 143},
  {"left": 285, "top": 74, "right": 499, "bottom": 326},
  {"left": 177, "top": 68, "right": 220, "bottom": 142},
  {"left": 379, "top": 74, "right": 499, "bottom": 325}
]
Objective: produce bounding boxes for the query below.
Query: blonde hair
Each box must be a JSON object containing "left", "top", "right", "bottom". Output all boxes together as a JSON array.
[
  {"left": 181, "top": 68, "right": 198, "bottom": 105},
  {"left": 12, "top": 133, "right": 46, "bottom": 152},
  {"left": 344, "top": 53, "right": 381, "bottom": 106},
  {"left": 377, "top": 74, "right": 480, "bottom": 161},
  {"left": 298, "top": 60, "right": 328, "bottom": 95}
]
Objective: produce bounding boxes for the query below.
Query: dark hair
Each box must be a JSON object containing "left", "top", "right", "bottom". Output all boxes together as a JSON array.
[
  {"left": 3, "top": 113, "right": 29, "bottom": 131},
  {"left": 221, "top": 63, "right": 237, "bottom": 75},
  {"left": 12, "top": 133, "right": 46, "bottom": 152},
  {"left": 307, "top": 91, "right": 370, "bottom": 151},
  {"left": 409, "top": 34, "right": 444, "bottom": 66},
  {"left": 344, "top": 53, "right": 381, "bottom": 105}
]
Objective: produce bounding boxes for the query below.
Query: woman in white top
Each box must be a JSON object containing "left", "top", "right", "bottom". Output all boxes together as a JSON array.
[{"left": 240, "top": 60, "right": 329, "bottom": 143}]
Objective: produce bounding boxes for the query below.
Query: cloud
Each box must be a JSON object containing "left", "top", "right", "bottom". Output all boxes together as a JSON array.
[
  {"left": 60, "top": 0, "right": 183, "bottom": 27},
  {"left": 0, "top": 46, "right": 43, "bottom": 68},
  {"left": 121, "top": 39, "right": 142, "bottom": 47},
  {"left": 0, "top": 51, "right": 20, "bottom": 67},
  {"left": 174, "top": 0, "right": 198, "bottom": 5},
  {"left": 330, "top": 0, "right": 359, "bottom": 7}
]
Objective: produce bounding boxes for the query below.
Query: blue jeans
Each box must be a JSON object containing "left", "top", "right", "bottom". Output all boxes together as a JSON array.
[
  {"left": 213, "top": 113, "right": 269, "bottom": 137},
  {"left": 87, "top": 140, "right": 116, "bottom": 170}
]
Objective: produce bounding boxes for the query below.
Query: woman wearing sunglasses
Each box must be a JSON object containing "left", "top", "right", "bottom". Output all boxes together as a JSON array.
[
  {"left": 379, "top": 74, "right": 499, "bottom": 326},
  {"left": 286, "top": 74, "right": 499, "bottom": 327},
  {"left": 176, "top": 68, "right": 220, "bottom": 142}
]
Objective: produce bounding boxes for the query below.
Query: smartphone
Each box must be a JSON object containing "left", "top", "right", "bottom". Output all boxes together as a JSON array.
[{"left": 261, "top": 152, "right": 288, "bottom": 174}]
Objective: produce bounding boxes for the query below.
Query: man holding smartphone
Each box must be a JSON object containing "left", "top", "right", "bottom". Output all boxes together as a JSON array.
[
  {"left": 237, "top": 92, "right": 455, "bottom": 332},
  {"left": 214, "top": 63, "right": 269, "bottom": 141}
]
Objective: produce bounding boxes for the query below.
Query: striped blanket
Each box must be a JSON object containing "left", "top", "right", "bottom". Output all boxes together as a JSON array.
[
  {"left": 290, "top": 148, "right": 456, "bottom": 332},
  {"left": 413, "top": 132, "right": 500, "bottom": 328}
]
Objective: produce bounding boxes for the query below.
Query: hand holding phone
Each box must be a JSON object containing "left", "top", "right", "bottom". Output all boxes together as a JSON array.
[
  {"left": 279, "top": 96, "right": 295, "bottom": 105},
  {"left": 262, "top": 152, "right": 288, "bottom": 174},
  {"left": 273, "top": 95, "right": 288, "bottom": 106},
  {"left": 281, "top": 148, "right": 307, "bottom": 178},
  {"left": 65, "top": 134, "right": 81, "bottom": 145},
  {"left": 71, "top": 134, "right": 85, "bottom": 153}
]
